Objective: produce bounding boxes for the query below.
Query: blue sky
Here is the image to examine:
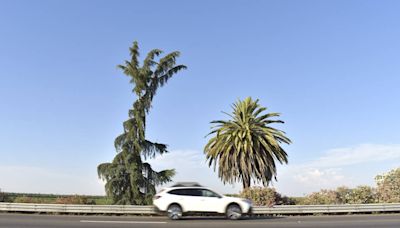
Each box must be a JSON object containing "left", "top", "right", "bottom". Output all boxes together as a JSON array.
[{"left": 1, "top": 0, "right": 400, "bottom": 196}]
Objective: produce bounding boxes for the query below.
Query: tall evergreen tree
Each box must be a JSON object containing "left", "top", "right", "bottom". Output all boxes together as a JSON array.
[{"left": 98, "top": 41, "right": 186, "bottom": 205}]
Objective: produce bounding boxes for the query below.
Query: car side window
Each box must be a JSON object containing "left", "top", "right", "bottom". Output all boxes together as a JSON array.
[
  {"left": 201, "top": 189, "right": 220, "bottom": 197},
  {"left": 168, "top": 188, "right": 202, "bottom": 196},
  {"left": 168, "top": 189, "right": 185, "bottom": 195},
  {"left": 185, "top": 189, "right": 202, "bottom": 196}
]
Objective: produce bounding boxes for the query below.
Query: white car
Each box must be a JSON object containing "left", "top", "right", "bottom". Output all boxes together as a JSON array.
[{"left": 153, "top": 182, "right": 252, "bottom": 220}]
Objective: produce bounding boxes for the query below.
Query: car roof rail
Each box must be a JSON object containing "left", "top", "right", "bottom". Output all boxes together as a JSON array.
[{"left": 171, "top": 182, "right": 203, "bottom": 187}]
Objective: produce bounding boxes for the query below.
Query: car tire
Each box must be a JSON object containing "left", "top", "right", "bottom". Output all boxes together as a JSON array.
[
  {"left": 167, "top": 204, "right": 182, "bottom": 220},
  {"left": 226, "top": 204, "right": 242, "bottom": 220}
]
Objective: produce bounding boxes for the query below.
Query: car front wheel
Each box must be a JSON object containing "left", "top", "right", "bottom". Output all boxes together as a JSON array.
[
  {"left": 226, "top": 204, "right": 242, "bottom": 220},
  {"left": 167, "top": 204, "right": 182, "bottom": 220}
]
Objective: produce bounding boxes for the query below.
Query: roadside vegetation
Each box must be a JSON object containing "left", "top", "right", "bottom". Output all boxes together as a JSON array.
[
  {"left": 0, "top": 193, "right": 111, "bottom": 205},
  {"left": 1, "top": 167, "right": 398, "bottom": 206},
  {"left": 0, "top": 189, "right": 7, "bottom": 202},
  {"left": 239, "top": 167, "right": 400, "bottom": 206}
]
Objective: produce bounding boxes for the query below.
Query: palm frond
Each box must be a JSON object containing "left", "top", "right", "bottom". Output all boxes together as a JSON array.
[{"left": 204, "top": 97, "right": 290, "bottom": 189}]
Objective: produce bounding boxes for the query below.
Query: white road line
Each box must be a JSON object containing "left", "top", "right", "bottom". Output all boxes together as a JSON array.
[{"left": 80, "top": 220, "right": 167, "bottom": 224}]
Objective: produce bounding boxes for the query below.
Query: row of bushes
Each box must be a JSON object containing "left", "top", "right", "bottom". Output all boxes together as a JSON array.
[
  {"left": 0, "top": 192, "right": 112, "bottom": 205},
  {"left": 240, "top": 167, "right": 400, "bottom": 206},
  {"left": 2, "top": 168, "right": 399, "bottom": 206},
  {"left": 12, "top": 195, "right": 96, "bottom": 204},
  {"left": 298, "top": 186, "right": 375, "bottom": 205}
]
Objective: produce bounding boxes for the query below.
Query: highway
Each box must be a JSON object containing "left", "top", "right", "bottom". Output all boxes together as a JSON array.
[{"left": 0, "top": 213, "right": 399, "bottom": 228}]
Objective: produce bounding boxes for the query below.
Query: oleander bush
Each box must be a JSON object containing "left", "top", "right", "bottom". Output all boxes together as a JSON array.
[
  {"left": 375, "top": 167, "right": 400, "bottom": 203},
  {"left": 347, "top": 185, "right": 376, "bottom": 204},
  {"left": 240, "top": 187, "right": 291, "bottom": 206},
  {"left": 303, "top": 189, "right": 340, "bottom": 205},
  {"left": 303, "top": 185, "right": 377, "bottom": 205}
]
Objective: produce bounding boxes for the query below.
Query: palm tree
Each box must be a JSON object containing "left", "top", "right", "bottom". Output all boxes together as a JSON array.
[
  {"left": 204, "top": 97, "right": 291, "bottom": 189},
  {"left": 98, "top": 41, "right": 186, "bottom": 204}
]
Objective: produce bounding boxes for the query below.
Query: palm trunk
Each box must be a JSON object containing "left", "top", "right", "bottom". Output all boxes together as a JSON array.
[{"left": 242, "top": 177, "right": 251, "bottom": 190}]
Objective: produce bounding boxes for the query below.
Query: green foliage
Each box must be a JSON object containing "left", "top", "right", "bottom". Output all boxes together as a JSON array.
[
  {"left": 55, "top": 195, "right": 95, "bottom": 205},
  {"left": 8, "top": 193, "right": 106, "bottom": 204},
  {"left": 13, "top": 196, "right": 54, "bottom": 204},
  {"left": 94, "top": 197, "right": 113, "bottom": 205},
  {"left": 0, "top": 189, "right": 7, "bottom": 202},
  {"left": 97, "top": 41, "right": 186, "bottom": 205},
  {"left": 375, "top": 167, "right": 400, "bottom": 203},
  {"left": 204, "top": 97, "right": 291, "bottom": 189},
  {"left": 12, "top": 196, "right": 95, "bottom": 204},
  {"left": 347, "top": 185, "right": 376, "bottom": 204},
  {"left": 287, "top": 196, "right": 307, "bottom": 205},
  {"left": 303, "top": 186, "right": 377, "bottom": 205},
  {"left": 335, "top": 186, "right": 352, "bottom": 204},
  {"left": 240, "top": 187, "right": 285, "bottom": 206},
  {"left": 303, "top": 189, "right": 340, "bottom": 205}
]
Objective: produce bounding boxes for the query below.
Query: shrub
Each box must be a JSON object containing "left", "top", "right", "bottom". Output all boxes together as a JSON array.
[
  {"left": 303, "top": 189, "right": 340, "bottom": 205},
  {"left": 287, "top": 196, "right": 307, "bottom": 205},
  {"left": 336, "top": 186, "right": 352, "bottom": 204},
  {"left": 13, "top": 196, "right": 42, "bottom": 203},
  {"left": 347, "top": 185, "right": 376, "bottom": 204},
  {"left": 55, "top": 195, "right": 95, "bottom": 205},
  {"left": 280, "top": 196, "right": 297, "bottom": 205},
  {"left": 240, "top": 187, "right": 283, "bottom": 206},
  {"left": 94, "top": 197, "right": 113, "bottom": 205},
  {"left": 375, "top": 167, "right": 400, "bottom": 203}
]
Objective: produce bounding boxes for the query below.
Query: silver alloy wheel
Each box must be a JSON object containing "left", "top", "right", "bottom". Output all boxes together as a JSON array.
[
  {"left": 226, "top": 204, "right": 242, "bottom": 220},
  {"left": 167, "top": 204, "right": 182, "bottom": 220}
]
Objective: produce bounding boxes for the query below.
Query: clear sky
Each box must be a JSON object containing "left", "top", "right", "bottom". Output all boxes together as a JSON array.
[{"left": 1, "top": 0, "right": 400, "bottom": 196}]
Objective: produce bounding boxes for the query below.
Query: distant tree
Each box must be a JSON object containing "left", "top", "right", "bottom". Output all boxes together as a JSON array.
[
  {"left": 97, "top": 41, "right": 186, "bottom": 205},
  {"left": 375, "top": 167, "right": 400, "bottom": 203},
  {"left": 204, "top": 97, "right": 291, "bottom": 189},
  {"left": 0, "top": 188, "right": 5, "bottom": 202}
]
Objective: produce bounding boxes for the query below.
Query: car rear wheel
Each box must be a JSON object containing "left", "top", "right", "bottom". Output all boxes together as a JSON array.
[
  {"left": 226, "top": 204, "right": 242, "bottom": 220},
  {"left": 167, "top": 204, "right": 182, "bottom": 220}
]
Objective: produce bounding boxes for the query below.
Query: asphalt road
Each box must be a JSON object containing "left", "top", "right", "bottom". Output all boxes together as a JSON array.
[{"left": 1, "top": 213, "right": 400, "bottom": 228}]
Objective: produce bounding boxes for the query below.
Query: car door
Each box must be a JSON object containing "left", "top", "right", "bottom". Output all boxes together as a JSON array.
[
  {"left": 197, "top": 189, "right": 223, "bottom": 212},
  {"left": 179, "top": 188, "right": 204, "bottom": 212}
]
